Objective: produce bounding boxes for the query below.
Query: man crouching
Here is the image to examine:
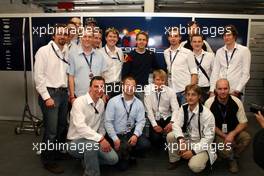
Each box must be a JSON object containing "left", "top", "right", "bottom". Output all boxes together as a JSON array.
[{"left": 166, "top": 84, "right": 216, "bottom": 173}]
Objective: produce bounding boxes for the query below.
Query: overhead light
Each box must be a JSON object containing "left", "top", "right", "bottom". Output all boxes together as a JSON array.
[{"left": 184, "top": 1, "right": 199, "bottom": 4}]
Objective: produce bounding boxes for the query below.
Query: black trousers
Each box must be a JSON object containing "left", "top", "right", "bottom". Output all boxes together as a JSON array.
[{"left": 149, "top": 117, "right": 171, "bottom": 148}]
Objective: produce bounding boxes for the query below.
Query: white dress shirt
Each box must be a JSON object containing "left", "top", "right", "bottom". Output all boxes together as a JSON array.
[
  {"left": 67, "top": 93, "right": 105, "bottom": 142},
  {"left": 98, "top": 45, "right": 124, "bottom": 83},
  {"left": 172, "top": 103, "right": 215, "bottom": 153},
  {"left": 34, "top": 41, "right": 69, "bottom": 100},
  {"left": 194, "top": 50, "right": 215, "bottom": 87},
  {"left": 144, "top": 84, "right": 179, "bottom": 127},
  {"left": 210, "top": 43, "right": 251, "bottom": 92},
  {"left": 164, "top": 46, "right": 197, "bottom": 92}
]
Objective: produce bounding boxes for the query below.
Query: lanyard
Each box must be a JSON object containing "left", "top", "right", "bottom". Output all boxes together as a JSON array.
[
  {"left": 194, "top": 53, "right": 205, "bottom": 71},
  {"left": 121, "top": 97, "right": 135, "bottom": 120},
  {"left": 82, "top": 52, "right": 93, "bottom": 71},
  {"left": 104, "top": 47, "right": 121, "bottom": 62},
  {"left": 217, "top": 103, "right": 227, "bottom": 123},
  {"left": 156, "top": 91, "right": 161, "bottom": 112},
  {"left": 186, "top": 113, "right": 195, "bottom": 128},
  {"left": 90, "top": 103, "right": 99, "bottom": 114},
  {"left": 225, "top": 48, "right": 236, "bottom": 69},
  {"left": 169, "top": 50, "right": 179, "bottom": 72},
  {"left": 51, "top": 43, "right": 69, "bottom": 65}
]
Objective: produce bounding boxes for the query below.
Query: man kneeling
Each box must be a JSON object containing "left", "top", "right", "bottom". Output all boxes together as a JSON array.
[
  {"left": 67, "top": 76, "right": 118, "bottom": 176},
  {"left": 166, "top": 84, "right": 216, "bottom": 173}
]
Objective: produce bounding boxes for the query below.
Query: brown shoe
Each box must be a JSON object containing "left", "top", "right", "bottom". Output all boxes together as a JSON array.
[
  {"left": 229, "top": 160, "right": 239, "bottom": 173},
  {"left": 167, "top": 161, "right": 179, "bottom": 170},
  {"left": 44, "top": 163, "right": 64, "bottom": 174}
]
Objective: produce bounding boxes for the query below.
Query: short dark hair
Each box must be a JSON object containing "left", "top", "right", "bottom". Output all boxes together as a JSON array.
[
  {"left": 122, "top": 75, "right": 137, "bottom": 85},
  {"left": 185, "top": 84, "right": 202, "bottom": 96},
  {"left": 187, "top": 21, "right": 200, "bottom": 28},
  {"left": 90, "top": 76, "right": 105, "bottom": 87},
  {"left": 190, "top": 33, "right": 204, "bottom": 41},
  {"left": 224, "top": 24, "right": 238, "bottom": 39},
  {"left": 105, "top": 27, "right": 119, "bottom": 38},
  {"left": 136, "top": 31, "right": 149, "bottom": 41}
]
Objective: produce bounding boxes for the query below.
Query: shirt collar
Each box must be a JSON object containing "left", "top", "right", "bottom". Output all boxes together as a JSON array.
[
  {"left": 105, "top": 45, "right": 117, "bottom": 54},
  {"left": 188, "top": 103, "right": 199, "bottom": 114},
  {"left": 224, "top": 42, "right": 238, "bottom": 51},
  {"left": 50, "top": 41, "right": 67, "bottom": 54},
  {"left": 121, "top": 93, "right": 135, "bottom": 101},
  {"left": 78, "top": 46, "right": 95, "bottom": 56},
  {"left": 169, "top": 45, "right": 181, "bottom": 52},
  {"left": 85, "top": 93, "right": 94, "bottom": 105},
  {"left": 194, "top": 49, "right": 205, "bottom": 57}
]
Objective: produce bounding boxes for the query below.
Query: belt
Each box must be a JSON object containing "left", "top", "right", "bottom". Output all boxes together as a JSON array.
[{"left": 47, "top": 87, "right": 68, "bottom": 92}]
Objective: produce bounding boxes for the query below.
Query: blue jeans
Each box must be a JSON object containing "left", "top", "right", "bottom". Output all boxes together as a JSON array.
[
  {"left": 68, "top": 138, "right": 118, "bottom": 176},
  {"left": 38, "top": 88, "right": 68, "bottom": 164},
  {"left": 176, "top": 91, "right": 186, "bottom": 107}
]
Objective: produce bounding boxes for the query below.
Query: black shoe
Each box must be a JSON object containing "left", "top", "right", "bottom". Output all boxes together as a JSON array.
[
  {"left": 44, "top": 163, "right": 64, "bottom": 174},
  {"left": 115, "top": 160, "right": 129, "bottom": 171},
  {"left": 167, "top": 161, "right": 179, "bottom": 170}
]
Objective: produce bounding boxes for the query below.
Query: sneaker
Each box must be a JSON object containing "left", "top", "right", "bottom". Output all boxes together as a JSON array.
[
  {"left": 44, "top": 163, "right": 64, "bottom": 174},
  {"left": 229, "top": 160, "right": 239, "bottom": 173}
]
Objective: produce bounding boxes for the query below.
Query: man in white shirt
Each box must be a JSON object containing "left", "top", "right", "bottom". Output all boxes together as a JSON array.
[
  {"left": 180, "top": 21, "right": 213, "bottom": 53},
  {"left": 144, "top": 69, "right": 179, "bottom": 148},
  {"left": 93, "top": 28, "right": 102, "bottom": 49},
  {"left": 98, "top": 27, "right": 124, "bottom": 99},
  {"left": 191, "top": 34, "right": 214, "bottom": 103},
  {"left": 166, "top": 84, "right": 216, "bottom": 173},
  {"left": 67, "top": 76, "right": 118, "bottom": 176},
  {"left": 67, "top": 21, "right": 79, "bottom": 50},
  {"left": 164, "top": 28, "right": 198, "bottom": 106},
  {"left": 210, "top": 25, "right": 251, "bottom": 99},
  {"left": 34, "top": 24, "right": 69, "bottom": 174}
]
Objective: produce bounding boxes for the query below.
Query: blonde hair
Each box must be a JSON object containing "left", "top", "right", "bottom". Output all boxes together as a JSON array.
[
  {"left": 153, "top": 69, "right": 167, "bottom": 80},
  {"left": 105, "top": 27, "right": 119, "bottom": 38}
]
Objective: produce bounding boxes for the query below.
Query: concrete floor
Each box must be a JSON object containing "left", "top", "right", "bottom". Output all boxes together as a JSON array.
[{"left": 0, "top": 113, "right": 263, "bottom": 176}]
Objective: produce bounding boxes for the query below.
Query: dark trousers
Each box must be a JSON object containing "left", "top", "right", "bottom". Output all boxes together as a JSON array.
[
  {"left": 200, "top": 86, "right": 210, "bottom": 104},
  {"left": 149, "top": 117, "right": 171, "bottom": 148},
  {"left": 38, "top": 88, "right": 68, "bottom": 165},
  {"left": 108, "top": 132, "right": 150, "bottom": 170}
]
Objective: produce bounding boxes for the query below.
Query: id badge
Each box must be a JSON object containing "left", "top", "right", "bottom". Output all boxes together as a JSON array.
[
  {"left": 156, "top": 111, "right": 161, "bottom": 121},
  {"left": 222, "top": 69, "right": 228, "bottom": 79},
  {"left": 168, "top": 74, "right": 172, "bottom": 87},
  {"left": 89, "top": 72, "right": 94, "bottom": 79},
  {"left": 222, "top": 123, "right": 228, "bottom": 134},
  {"left": 127, "top": 123, "right": 132, "bottom": 132}
]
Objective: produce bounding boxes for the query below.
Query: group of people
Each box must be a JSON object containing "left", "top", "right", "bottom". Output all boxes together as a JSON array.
[{"left": 34, "top": 17, "right": 256, "bottom": 176}]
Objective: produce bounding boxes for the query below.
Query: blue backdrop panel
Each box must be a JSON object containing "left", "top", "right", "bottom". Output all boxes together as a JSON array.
[
  {"left": 195, "top": 18, "right": 248, "bottom": 52},
  {"left": 84, "top": 16, "right": 192, "bottom": 69},
  {"left": 32, "top": 17, "right": 75, "bottom": 58}
]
